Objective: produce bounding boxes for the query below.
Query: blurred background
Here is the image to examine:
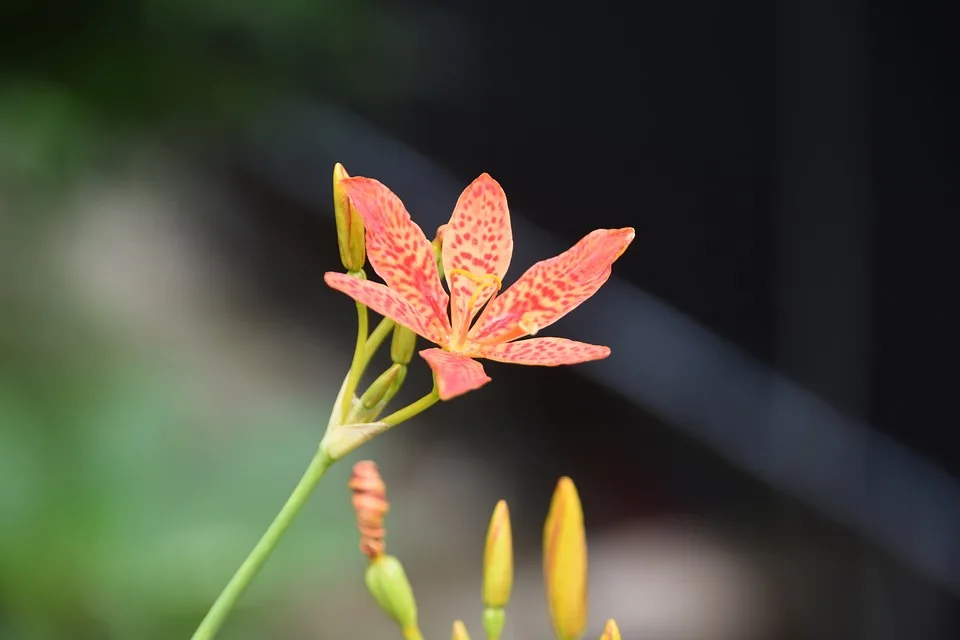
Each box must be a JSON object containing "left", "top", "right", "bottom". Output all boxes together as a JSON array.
[{"left": 1, "top": 0, "right": 957, "bottom": 638}]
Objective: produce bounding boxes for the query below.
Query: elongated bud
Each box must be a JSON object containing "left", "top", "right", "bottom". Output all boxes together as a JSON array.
[
  {"left": 365, "top": 554, "right": 419, "bottom": 636},
  {"left": 483, "top": 500, "right": 513, "bottom": 608},
  {"left": 452, "top": 620, "right": 472, "bottom": 640},
  {"left": 390, "top": 324, "right": 418, "bottom": 365},
  {"left": 544, "top": 477, "right": 588, "bottom": 640},
  {"left": 433, "top": 224, "right": 446, "bottom": 279},
  {"left": 357, "top": 363, "right": 407, "bottom": 421},
  {"left": 349, "top": 461, "right": 389, "bottom": 559},
  {"left": 333, "top": 162, "right": 366, "bottom": 271},
  {"left": 482, "top": 499, "right": 511, "bottom": 639},
  {"left": 598, "top": 619, "right": 621, "bottom": 640}
]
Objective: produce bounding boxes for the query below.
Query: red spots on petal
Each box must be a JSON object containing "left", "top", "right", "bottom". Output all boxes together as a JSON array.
[
  {"left": 469, "top": 228, "right": 634, "bottom": 344},
  {"left": 441, "top": 174, "right": 515, "bottom": 339},
  {"left": 324, "top": 272, "right": 447, "bottom": 345},
  {"left": 475, "top": 337, "right": 610, "bottom": 366},
  {"left": 335, "top": 177, "right": 452, "bottom": 338},
  {"left": 419, "top": 348, "right": 491, "bottom": 400}
]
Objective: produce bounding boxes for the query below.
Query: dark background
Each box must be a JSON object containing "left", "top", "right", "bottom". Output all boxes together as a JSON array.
[{"left": 2, "top": 1, "right": 956, "bottom": 639}]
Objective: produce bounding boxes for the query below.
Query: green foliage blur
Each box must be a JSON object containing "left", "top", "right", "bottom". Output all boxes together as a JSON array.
[
  {"left": 0, "top": 1, "right": 429, "bottom": 637},
  {"left": 1, "top": 0, "right": 427, "bottom": 197}
]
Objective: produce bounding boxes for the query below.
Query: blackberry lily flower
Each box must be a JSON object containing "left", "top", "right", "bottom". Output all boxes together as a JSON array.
[{"left": 324, "top": 174, "right": 634, "bottom": 400}]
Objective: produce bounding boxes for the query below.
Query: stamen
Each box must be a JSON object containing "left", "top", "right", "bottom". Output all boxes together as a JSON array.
[
  {"left": 447, "top": 268, "right": 503, "bottom": 313},
  {"left": 447, "top": 268, "right": 504, "bottom": 290},
  {"left": 447, "top": 268, "right": 504, "bottom": 345}
]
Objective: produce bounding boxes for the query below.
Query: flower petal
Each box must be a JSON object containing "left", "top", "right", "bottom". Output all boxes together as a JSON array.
[
  {"left": 442, "top": 174, "right": 513, "bottom": 341},
  {"left": 419, "top": 348, "right": 492, "bottom": 400},
  {"left": 468, "top": 228, "right": 634, "bottom": 345},
  {"left": 478, "top": 337, "right": 610, "bottom": 366},
  {"left": 325, "top": 273, "right": 447, "bottom": 344},
  {"left": 339, "top": 177, "right": 452, "bottom": 339}
]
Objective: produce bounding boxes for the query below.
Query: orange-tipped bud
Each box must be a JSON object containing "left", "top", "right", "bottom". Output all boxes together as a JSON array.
[
  {"left": 451, "top": 620, "right": 471, "bottom": 640},
  {"left": 598, "top": 619, "right": 621, "bottom": 640},
  {"left": 333, "top": 162, "right": 366, "bottom": 272},
  {"left": 349, "top": 460, "right": 389, "bottom": 559},
  {"left": 482, "top": 500, "right": 513, "bottom": 609},
  {"left": 544, "top": 477, "right": 588, "bottom": 640}
]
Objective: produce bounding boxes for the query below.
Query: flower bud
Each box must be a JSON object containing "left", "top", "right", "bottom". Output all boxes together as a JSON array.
[
  {"left": 482, "top": 500, "right": 513, "bottom": 609},
  {"left": 333, "top": 162, "right": 366, "bottom": 272},
  {"left": 598, "top": 619, "right": 621, "bottom": 640},
  {"left": 349, "top": 460, "right": 389, "bottom": 559},
  {"left": 543, "top": 477, "right": 588, "bottom": 640},
  {"left": 451, "top": 620, "right": 471, "bottom": 640},
  {"left": 365, "top": 554, "right": 419, "bottom": 636},
  {"left": 390, "top": 324, "right": 418, "bottom": 365},
  {"left": 433, "top": 224, "right": 446, "bottom": 279},
  {"left": 357, "top": 363, "right": 407, "bottom": 421},
  {"left": 482, "top": 608, "right": 505, "bottom": 640}
]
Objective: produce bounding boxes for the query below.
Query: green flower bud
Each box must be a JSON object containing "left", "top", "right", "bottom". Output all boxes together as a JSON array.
[
  {"left": 433, "top": 224, "right": 446, "bottom": 279},
  {"left": 482, "top": 607, "right": 506, "bottom": 640},
  {"left": 356, "top": 363, "right": 407, "bottom": 422},
  {"left": 390, "top": 324, "right": 418, "bottom": 365},
  {"left": 365, "top": 554, "right": 419, "bottom": 637}
]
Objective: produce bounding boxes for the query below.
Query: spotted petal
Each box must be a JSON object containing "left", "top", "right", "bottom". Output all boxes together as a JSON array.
[
  {"left": 442, "top": 174, "right": 513, "bottom": 341},
  {"left": 478, "top": 337, "right": 610, "bottom": 366},
  {"left": 469, "top": 228, "right": 635, "bottom": 345},
  {"left": 419, "top": 348, "right": 491, "bottom": 400},
  {"left": 339, "top": 177, "right": 451, "bottom": 339},
  {"left": 325, "top": 273, "right": 447, "bottom": 345}
]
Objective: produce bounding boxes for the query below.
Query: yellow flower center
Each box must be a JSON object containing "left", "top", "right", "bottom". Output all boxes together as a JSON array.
[{"left": 446, "top": 268, "right": 503, "bottom": 350}]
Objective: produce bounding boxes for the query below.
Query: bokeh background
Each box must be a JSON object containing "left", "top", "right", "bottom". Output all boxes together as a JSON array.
[{"left": 2, "top": 1, "right": 957, "bottom": 639}]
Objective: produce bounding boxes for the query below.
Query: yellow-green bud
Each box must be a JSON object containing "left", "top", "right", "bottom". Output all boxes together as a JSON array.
[
  {"left": 333, "top": 162, "right": 366, "bottom": 272},
  {"left": 357, "top": 363, "right": 407, "bottom": 422},
  {"left": 482, "top": 607, "right": 506, "bottom": 640},
  {"left": 598, "top": 619, "right": 621, "bottom": 640},
  {"left": 390, "top": 324, "right": 418, "bottom": 365},
  {"left": 544, "top": 477, "right": 588, "bottom": 640},
  {"left": 482, "top": 500, "right": 513, "bottom": 608},
  {"left": 452, "top": 620, "right": 472, "bottom": 640},
  {"left": 365, "top": 554, "right": 419, "bottom": 634},
  {"left": 433, "top": 224, "right": 446, "bottom": 279}
]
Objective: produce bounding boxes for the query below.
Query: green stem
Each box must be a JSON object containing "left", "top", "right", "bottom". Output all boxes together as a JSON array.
[
  {"left": 364, "top": 317, "right": 395, "bottom": 365},
  {"left": 341, "top": 300, "right": 369, "bottom": 423},
  {"left": 190, "top": 448, "right": 334, "bottom": 640},
  {"left": 191, "top": 308, "right": 416, "bottom": 639},
  {"left": 380, "top": 382, "right": 440, "bottom": 426}
]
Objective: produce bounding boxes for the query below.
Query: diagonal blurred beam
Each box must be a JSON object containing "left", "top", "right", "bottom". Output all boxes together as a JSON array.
[{"left": 238, "top": 102, "right": 960, "bottom": 598}]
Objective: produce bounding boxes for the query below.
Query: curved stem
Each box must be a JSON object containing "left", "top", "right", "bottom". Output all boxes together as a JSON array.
[
  {"left": 341, "top": 300, "right": 369, "bottom": 423},
  {"left": 191, "top": 309, "right": 417, "bottom": 638},
  {"left": 190, "top": 448, "right": 334, "bottom": 640},
  {"left": 364, "top": 317, "right": 395, "bottom": 366},
  {"left": 380, "top": 382, "right": 440, "bottom": 427}
]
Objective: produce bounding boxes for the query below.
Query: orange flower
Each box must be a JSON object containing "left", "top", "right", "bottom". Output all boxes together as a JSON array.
[{"left": 324, "top": 174, "right": 634, "bottom": 400}]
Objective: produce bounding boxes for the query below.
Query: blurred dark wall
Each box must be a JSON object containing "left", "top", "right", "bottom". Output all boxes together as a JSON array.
[{"left": 3, "top": 0, "right": 957, "bottom": 638}]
